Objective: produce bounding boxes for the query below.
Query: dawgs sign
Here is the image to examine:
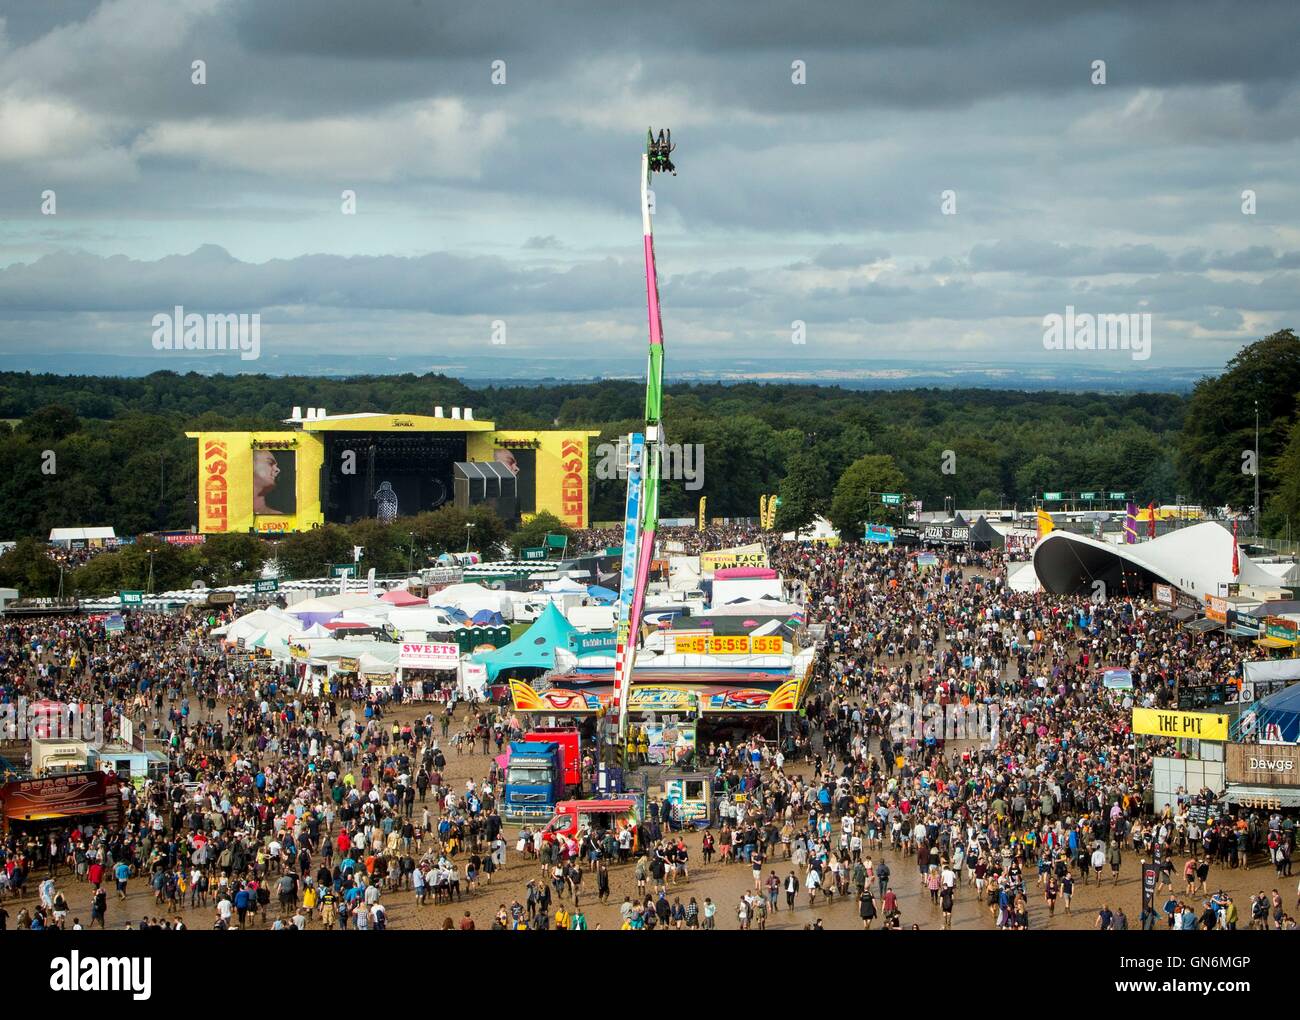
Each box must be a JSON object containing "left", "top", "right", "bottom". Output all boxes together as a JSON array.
[
  {"left": 398, "top": 642, "right": 460, "bottom": 671},
  {"left": 1227, "top": 743, "right": 1300, "bottom": 787}
]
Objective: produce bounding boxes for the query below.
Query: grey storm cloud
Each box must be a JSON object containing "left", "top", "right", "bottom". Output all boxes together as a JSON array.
[
  {"left": 1, "top": 0, "right": 1299, "bottom": 377},
  {"left": 807, "top": 246, "right": 890, "bottom": 270},
  {"left": 0, "top": 245, "right": 645, "bottom": 315},
  {"left": 952, "top": 243, "right": 1300, "bottom": 278},
  {"left": 9, "top": 0, "right": 1300, "bottom": 123},
  {"left": 228, "top": 0, "right": 1300, "bottom": 110},
  {"left": 9, "top": 243, "right": 1288, "bottom": 324}
]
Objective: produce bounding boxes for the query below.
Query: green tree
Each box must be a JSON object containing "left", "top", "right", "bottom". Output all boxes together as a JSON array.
[
  {"left": 18, "top": 404, "right": 81, "bottom": 442},
  {"left": 406, "top": 506, "right": 507, "bottom": 559},
  {"left": 1178, "top": 329, "right": 1300, "bottom": 513},
  {"left": 1015, "top": 454, "right": 1060, "bottom": 501},
  {"left": 70, "top": 538, "right": 200, "bottom": 595},
  {"left": 509, "top": 510, "right": 572, "bottom": 557},
  {"left": 68, "top": 553, "right": 126, "bottom": 596},
  {"left": 828, "top": 454, "right": 908, "bottom": 537},
  {"left": 197, "top": 533, "right": 270, "bottom": 586},
  {"left": 1264, "top": 415, "right": 1300, "bottom": 537},
  {"left": 273, "top": 525, "right": 355, "bottom": 580},
  {"left": 345, "top": 519, "right": 408, "bottom": 576},
  {"left": 0, "top": 538, "right": 62, "bottom": 596},
  {"left": 774, "top": 449, "right": 830, "bottom": 535}
]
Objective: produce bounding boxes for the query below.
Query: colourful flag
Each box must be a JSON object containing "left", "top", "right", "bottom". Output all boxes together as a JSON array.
[
  {"left": 1232, "top": 519, "right": 1240, "bottom": 577},
  {"left": 1147, "top": 501, "right": 1156, "bottom": 539},
  {"left": 1036, "top": 509, "right": 1055, "bottom": 539},
  {"left": 1124, "top": 502, "right": 1137, "bottom": 544}
]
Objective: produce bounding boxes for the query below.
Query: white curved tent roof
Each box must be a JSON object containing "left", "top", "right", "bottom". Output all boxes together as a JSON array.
[{"left": 1034, "top": 521, "right": 1271, "bottom": 597}]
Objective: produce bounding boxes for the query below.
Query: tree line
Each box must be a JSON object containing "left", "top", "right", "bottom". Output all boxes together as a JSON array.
[
  {"left": 0, "top": 507, "right": 576, "bottom": 598},
  {"left": 0, "top": 327, "right": 1296, "bottom": 561}
]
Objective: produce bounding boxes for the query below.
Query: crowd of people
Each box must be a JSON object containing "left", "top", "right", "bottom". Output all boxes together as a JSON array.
[{"left": 0, "top": 522, "right": 1297, "bottom": 932}]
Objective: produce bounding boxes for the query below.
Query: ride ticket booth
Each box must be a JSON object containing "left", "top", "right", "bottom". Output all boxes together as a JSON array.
[{"left": 662, "top": 771, "right": 713, "bottom": 828}]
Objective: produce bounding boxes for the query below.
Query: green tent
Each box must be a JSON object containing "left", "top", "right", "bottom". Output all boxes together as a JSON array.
[{"left": 471, "top": 602, "right": 577, "bottom": 681}]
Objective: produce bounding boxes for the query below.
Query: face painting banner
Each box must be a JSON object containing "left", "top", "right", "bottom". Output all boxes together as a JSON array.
[{"left": 699, "top": 543, "right": 769, "bottom": 572}]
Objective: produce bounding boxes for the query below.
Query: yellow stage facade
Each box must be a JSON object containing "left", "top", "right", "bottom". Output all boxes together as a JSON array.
[{"left": 187, "top": 411, "right": 598, "bottom": 535}]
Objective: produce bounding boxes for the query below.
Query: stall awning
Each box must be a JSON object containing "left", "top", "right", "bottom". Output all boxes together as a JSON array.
[
  {"left": 1169, "top": 607, "right": 1197, "bottom": 623},
  {"left": 1254, "top": 637, "right": 1298, "bottom": 650},
  {"left": 1224, "top": 784, "right": 1300, "bottom": 809},
  {"left": 1183, "top": 617, "right": 1222, "bottom": 633}
]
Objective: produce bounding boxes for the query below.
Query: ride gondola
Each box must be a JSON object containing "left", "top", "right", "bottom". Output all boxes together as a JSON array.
[{"left": 647, "top": 128, "right": 676, "bottom": 175}]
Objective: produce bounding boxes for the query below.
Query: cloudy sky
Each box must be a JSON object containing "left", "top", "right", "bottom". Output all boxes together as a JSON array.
[{"left": 1, "top": 0, "right": 1298, "bottom": 382}]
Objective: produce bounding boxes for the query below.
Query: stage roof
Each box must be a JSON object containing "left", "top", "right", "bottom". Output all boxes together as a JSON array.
[{"left": 299, "top": 412, "right": 496, "bottom": 433}]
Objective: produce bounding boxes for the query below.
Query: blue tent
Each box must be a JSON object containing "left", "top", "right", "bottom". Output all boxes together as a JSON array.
[
  {"left": 432, "top": 605, "right": 471, "bottom": 623},
  {"left": 471, "top": 609, "right": 505, "bottom": 626},
  {"left": 471, "top": 603, "right": 577, "bottom": 681},
  {"left": 586, "top": 585, "right": 617, "bottom": 604},
  {"left": 1238, "top": 683, "right": 1300, "bottom": 743}
]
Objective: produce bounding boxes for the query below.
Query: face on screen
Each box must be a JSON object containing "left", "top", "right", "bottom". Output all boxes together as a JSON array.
[
  {"left": 253, "top": 450, "right": 285, "bottom": 515},
  {"left": 494, "top": 449, "right": 520, "bottom": 475}
]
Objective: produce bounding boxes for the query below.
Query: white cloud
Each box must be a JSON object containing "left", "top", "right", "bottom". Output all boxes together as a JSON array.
[
  {"left": 0, "top": 93, "right": 109, "bottom": 161},
  {"left": 133, "top": 98, "right": 509, "bottom": 181},
  {"left": 0, "top": 0, "right": 220, "bottom": 95}
]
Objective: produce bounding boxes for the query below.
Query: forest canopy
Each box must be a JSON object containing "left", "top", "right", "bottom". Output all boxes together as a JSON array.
[{"left": 1, "top": 328, "right": 1295, "bottom": 549}]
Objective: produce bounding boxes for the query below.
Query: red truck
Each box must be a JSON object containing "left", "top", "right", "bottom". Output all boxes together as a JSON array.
[{"left": 525, "top": 726, "right": 582, "bottom": 792}]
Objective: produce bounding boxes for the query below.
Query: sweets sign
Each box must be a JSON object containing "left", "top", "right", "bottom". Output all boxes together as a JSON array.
[{"left": 398, "top": 642, "right": 460, "bottom": 670}]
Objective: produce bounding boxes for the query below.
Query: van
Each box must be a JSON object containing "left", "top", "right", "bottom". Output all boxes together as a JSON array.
[
  {"left": 511, "top": 596, "right": 546, "bottom": 623},
  {"left": 542, "top": 798, "right": 638, "bottom": 844}
]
